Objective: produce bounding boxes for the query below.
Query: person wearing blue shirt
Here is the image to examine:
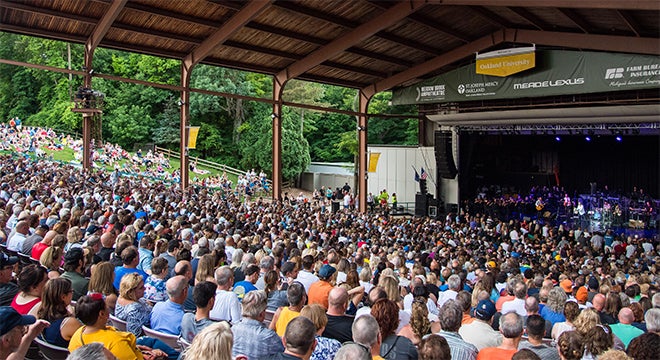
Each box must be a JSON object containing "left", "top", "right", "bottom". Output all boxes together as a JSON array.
[
  {"left": 233, "top": 264, "right": 260, "bottom": 302},
  {"left": 113, "top": 246, "right": 148, "bottom": 290},
  {"left": 150, "top": 275, "right": 188, "bottom": 335}
]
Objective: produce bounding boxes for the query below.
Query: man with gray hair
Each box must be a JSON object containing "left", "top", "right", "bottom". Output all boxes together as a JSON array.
[
  {"left": 256, "top": 255, "right": 275, "bottom": 290},
  {"left": 437, "top": 274, "right": 462, "bottom": 307},
  {"left": 232, "top": 290, "right": 284, "bottom": 359},
  {"left": 645, "top": 308, "right": 660, "bottom": 334},
  {"left": 436, "top": 300, "right": 478, "bottom": 360},
  {"left": 478, "top": 312, "right": 524, "bottom": 359},
  {"left": 210, "top": 265, "right": 242, "bottom": 323},
  {"left": 150, "top": 275, "right": 188, "bottom": 335},
  {"left": 66, "top": 342, "right": 117, "bottom": 360},
  {"left": 352, "top": 314, "right": 382, "bottom": 359},
  {"left": 334, "top": 343, "right": 371, "bottom": 360}
]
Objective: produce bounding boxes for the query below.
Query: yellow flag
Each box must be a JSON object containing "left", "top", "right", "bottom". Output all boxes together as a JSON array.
[
  {"left": 187, "top": 126, "right": 200, "bottom": 149},
  {"left": 368, "top": 152, "right": 380, "bottom": 173}
]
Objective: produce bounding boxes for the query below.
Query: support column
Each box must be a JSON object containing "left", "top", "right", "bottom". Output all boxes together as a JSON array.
[
  {"left": 357, "top": 90, "right": 372, "bottom": 213},
  {"left": 272, "top": 76, "right": 285, "bottom": 201},
  {"left": 82, "top": 48, "right": 93, "bottom": 172},
  {"left": 180, "top": 64, "right": 191, "bottom": 192}
]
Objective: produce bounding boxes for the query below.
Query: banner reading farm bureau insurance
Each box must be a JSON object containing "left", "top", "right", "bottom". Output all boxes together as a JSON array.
[{"left": 392, "top": 50, "right": 660, "bottom": 105}]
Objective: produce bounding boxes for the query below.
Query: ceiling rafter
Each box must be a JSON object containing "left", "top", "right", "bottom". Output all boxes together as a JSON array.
[
  {"left": 616, "top": 10, "right": 642, "bottom": 37},
  {"left": 276, "top": 0, "right": 429, "bottom": 82},
  {"left": 468, "top": 6, "right": 514, "bottom": 28},
  {"left": 183, "top": 1, "right": 271, "bottom": 68},
  {"left": 434, "top": 1, "right": 660, "bottom": 11},
  {"left": 273, "top": 0, "right": 443, "bottom": 56},
  {"left": 367, "top": 0, "right": 471, "bottom": 43},
  {"left": 106, "top": 0, "right": 414, "bottom": 67},
  {"left": 508, "top": 7, "right": 551, "bottom": 31},
  {"left": 558, "top": 8, "right": 592, "bottom": 34}
]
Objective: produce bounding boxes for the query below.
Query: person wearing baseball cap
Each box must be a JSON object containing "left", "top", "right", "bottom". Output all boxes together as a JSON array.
[
  {"left": 459, "top": 299, "right": 502, "bottom": 350},
  {"left": 308, "top": 264, "right": 336, "bottom": 309},
  {"left": 0, "top": 306, "right": 50, "bottom": 360},
  {"left": 0, "top": 252, "right": 19, "bottom": 307}
]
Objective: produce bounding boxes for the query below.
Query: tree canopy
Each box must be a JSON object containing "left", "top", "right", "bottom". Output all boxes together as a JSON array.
[{"left": 0, "top": 33, "right": 418, "bottom": 180}]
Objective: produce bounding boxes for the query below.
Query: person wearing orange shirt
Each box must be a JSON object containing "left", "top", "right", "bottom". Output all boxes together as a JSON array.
[
  {"left": 307, "top": 265, "right": 336, "bottom": 309},
  {"left": 476, "top": 312, "right": 524, "bottom": 360}
]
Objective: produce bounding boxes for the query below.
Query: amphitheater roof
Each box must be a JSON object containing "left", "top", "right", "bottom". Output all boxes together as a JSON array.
[{"left": 1, "top": 0, "right": 658, "bottom": 93}]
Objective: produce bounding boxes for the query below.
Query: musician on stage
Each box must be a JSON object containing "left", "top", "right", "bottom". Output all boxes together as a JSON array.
[{"left": 535, "top": 197, "right": 544, "bottom": 221}]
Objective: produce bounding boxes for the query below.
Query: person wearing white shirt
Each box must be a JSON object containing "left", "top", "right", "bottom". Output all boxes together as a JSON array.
[
  {"left": 210, "top": 266, "right": 242, "bottom": 324},
  {"left": 437, "top": 274, "right": 461, "bottom": 308},
  {"left": 501, "top": 281, "right": 527, "bottom": 317},
  {"left": 295, "top": 255, "right": 319, "bottom": 294},
  {"left": 6, "top": 221, "right": 29, "bottom": 252}
]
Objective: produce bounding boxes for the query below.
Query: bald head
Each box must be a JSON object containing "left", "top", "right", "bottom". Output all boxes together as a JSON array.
[
  {"left": 175, "top": 260, "right": 192, "bottom": 280},
  {"left": 166, "top": 275, "right": 188, "bottom": 303},
  {"left": 43, "top": 230, "right": 58, "bottom": 245},
  {"left": 328, "top": 287, "right": 349, "bottom": 313},
  {"left": 593, "top": 293, "right": 606, "bottom": 311},
  {"left": 618, "top": 307, "right": 634, "bottom": 324},
  {"left": 525, "top": 296, "right": 539, "bottom": 314},
  {"left": 100, "top": 231, "right": 115, "bottom": 248}
]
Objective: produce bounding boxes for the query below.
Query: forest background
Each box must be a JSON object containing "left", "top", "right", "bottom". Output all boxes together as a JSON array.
[{"left": 0, "top": 33, "right": 418, "bottom": 180}]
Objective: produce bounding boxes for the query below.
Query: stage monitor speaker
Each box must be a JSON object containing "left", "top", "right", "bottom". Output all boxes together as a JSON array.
[
  {"left": 415, "top": 193, "right": 430, "bottom": 217},
  {"left": 435, "top": 130, "right": 458, "bottom": 179}
]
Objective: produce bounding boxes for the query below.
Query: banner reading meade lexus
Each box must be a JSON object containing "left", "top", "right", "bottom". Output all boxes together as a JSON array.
[{"left": 392, "top": 50, "right": 660, "bottom": 105}]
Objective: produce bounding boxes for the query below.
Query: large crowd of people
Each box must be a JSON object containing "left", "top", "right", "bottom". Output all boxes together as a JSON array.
[{"left": 0, "top": 124, "right": 658, "bottom": 359}]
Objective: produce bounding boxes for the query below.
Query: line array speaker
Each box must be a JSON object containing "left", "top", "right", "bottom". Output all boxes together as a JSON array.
[{"left": 435, "top": 130, "right": 458, "bottom": 179}]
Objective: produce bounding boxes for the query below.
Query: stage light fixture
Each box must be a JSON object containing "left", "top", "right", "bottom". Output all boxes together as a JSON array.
[
  {"left": 616, "top": 136, "right": 622, "bottom": 142},
  {"left": 585, "top": 136, "right": 591, "bottom": 142},
  {"left": 555, "top": 136, "right": 561, "bottom": 142}
]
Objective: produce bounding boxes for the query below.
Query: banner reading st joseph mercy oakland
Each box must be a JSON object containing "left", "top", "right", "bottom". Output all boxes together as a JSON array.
[{"left": 392, "top": 50, "right": 660, "bottom": 105}]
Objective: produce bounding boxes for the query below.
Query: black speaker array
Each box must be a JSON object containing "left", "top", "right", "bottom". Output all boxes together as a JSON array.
[{"left": 435, "top": 130, "right": 458, "bottom": 179}]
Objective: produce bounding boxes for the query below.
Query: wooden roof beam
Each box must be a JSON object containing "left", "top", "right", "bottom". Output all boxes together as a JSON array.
[
  {"left": 432, "top": 1, "right": 660, "bottom": 11},
  {"left": 558, "top": 8, "right": 592, "bottom": 34},
  {"left": 508, "top": 7, "right": 552, "bottom": 31},
  {"left": 1, "top": 1, "right": 96, "bottom": 24},
  {"left": 86, "top": 0, "right": 126, "bottom": 52},
  {"left": 276, "top": 0, "right": 429, "bottom": 82},
  {"left": 468, "top": 6, "right": 513, "bottom": 28},
  {"left": 273, "top": 0, "right": 442, "bottom": 56},
  {"left": 183, "top": 1, "right": 271, "bottom": 68},
  {"left": 505, "top": 28, "right": 660, "bottom": 55},
  {"left": 367, "top": 1, "right": 471, "bottom": 43},
  {"left": 617, "top": 10, "right": 642, "bottom": 37},
  {"left": 101, "top": 0, "right": 415, "bottom": 67}
]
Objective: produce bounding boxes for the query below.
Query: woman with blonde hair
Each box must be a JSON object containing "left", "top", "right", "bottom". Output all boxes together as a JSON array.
[
  {"left": 181, "top": 321, "right": 246, "bottom": 360},
  {"left": 115, "top": 273, "right": 152, "bottom": 336},
  {"left": 398, "top": 299, "right": 431, "bottom": 346},
  {"left": 64, "top": 226, "right": 82, "bottom": 252},
  {"left": 195, "top": 254, "right": 216, "bottom": 285},
  {"left": 300, "top": 303, "right": 341, "bottom": 360},
  {"left": 40, "top": 244, "right": 64, "bottom": 279},
  {"left": 88, "top": 261, "right": 118, "bottom": 314},
  {"left": 379, "top": 275, "right": 401, "bottom": 306}
]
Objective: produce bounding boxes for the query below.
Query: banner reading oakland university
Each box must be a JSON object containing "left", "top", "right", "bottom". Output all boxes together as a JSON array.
[{"left": 392, "top": 50, "right": 660, "bottom": 105}]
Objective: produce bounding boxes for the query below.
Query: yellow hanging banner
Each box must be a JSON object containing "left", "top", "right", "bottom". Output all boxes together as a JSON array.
[
  {"left": 476, "top": 47, "right": 535, "bottom": 77},
  {"left": 187, "top": 126, "right": 200, "bottom": 149},
  {"left": 368, "top": 152, "right": 380, "bottom": 173}
]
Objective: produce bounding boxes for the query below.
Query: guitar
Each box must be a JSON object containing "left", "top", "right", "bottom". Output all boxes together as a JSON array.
[{"left": 536, "top": 199, "right": 545, "bottom": 211}]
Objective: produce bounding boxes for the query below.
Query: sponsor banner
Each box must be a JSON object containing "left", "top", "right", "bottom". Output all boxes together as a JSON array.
[
  {"left": 187, "top": 126, "right": 200, "bottom": 149},
  {"left": 392, "top": 50, "right": 660, "bottom": 105},
  {"left": 476, "top": 51, "right": 535, "bottom": 77},
  {"left": 368, "top": 152, "right": 380, "bottom": 173}
]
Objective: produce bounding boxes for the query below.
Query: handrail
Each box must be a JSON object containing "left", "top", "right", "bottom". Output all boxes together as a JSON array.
[{"left": 154, "top": 146, "right": 273, "bottom": 189}]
